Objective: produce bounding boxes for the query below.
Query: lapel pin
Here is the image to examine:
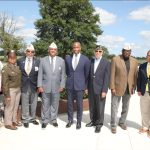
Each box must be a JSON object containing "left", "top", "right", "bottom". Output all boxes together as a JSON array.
[{"left": 23, "top": 61, "right": 25, "bottom": 63}]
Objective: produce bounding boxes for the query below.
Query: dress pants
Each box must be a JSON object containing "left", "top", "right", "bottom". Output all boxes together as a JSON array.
[
  {"left": 41, "top": 92, "right": 60, "bottom": 124},
  {"left": 88, "top": 91, "right": 106, "bottom": 127},
  {"left": 4, "top": 88, "right": 21, "bottom": 125},
  {"left": 67, "top": 89, "right": 84, "bottom": 122},
  {"left": 111, "top": 94, "right": 130, "bottom": 128},
  {"left": 21, "top": 85, "right": 38, "bottom": 123},
  {"left": 140, "top": 91, "right": 150, "bottom": 131}
]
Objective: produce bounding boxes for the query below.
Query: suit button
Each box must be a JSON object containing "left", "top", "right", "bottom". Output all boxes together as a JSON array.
[
  {"left": 93, "top": 76, "right": 95, "bottom": 77},
  {"left": 93, "top": 82, "right": 94, "bottom": 83}
]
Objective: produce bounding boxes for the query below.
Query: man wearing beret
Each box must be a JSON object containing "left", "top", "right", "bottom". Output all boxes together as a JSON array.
[
  {"left": 137, "top": 50, "right": 150, "bottom": 138},
  {"left": 85, "top": 45, "right": 111, "bottom": 133},
  {"left": 38, "top": 42, "right": 66, "bottom": 129},
  {"left": 17, "top": 44, "right": 40, "bottom": 128},
  {"left": 65, "top": 42, "right": 90, "bottom": 129},
  {"left": 109, "top": 43, "right": 138, "bottom": 133}
]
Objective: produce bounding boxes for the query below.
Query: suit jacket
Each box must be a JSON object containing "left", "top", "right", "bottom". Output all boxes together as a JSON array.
[
  {"left": 109, "top": 55, "right": 138, "bottom": 97},
  {"left": 65, "top": 54, "right": 90, "bottom": 90},
  {"left": 87, "top": 57, "right": 111, "bottom": 95},
  {"left": 37, "top": 56, "right": 66, "bottom": 93},
  {"left": 137, "top": 62, "right": 149, "bottom": 96},
  {"left": 17, "top": 56, "right": 40, "bottom": 93}
]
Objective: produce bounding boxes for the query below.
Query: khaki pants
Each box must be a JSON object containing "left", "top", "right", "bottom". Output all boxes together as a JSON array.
[
  {"left": 140, "top": 91, "right": 150, "bottom": 130},
  {"left": 4, "top": 88, "right": 21, "bottom": 125}
]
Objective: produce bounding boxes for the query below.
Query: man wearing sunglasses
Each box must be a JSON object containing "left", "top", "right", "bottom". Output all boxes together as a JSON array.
[
  {"left": 17, "top": 44, "right": 40, "bottom": 128},
  {"left": 109, "top": 43, "right": 138, "bottom": 134},
  {"left": 85, "top": 45, "right": 111, "bottom": 133}
]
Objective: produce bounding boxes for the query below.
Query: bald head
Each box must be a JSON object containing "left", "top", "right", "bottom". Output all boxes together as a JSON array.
[{"left": 73, "top": 42, "right": 81, "bottom": 47}]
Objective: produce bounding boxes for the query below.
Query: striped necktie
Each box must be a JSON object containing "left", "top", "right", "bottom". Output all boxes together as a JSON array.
[{"left": 26, "top": 59, "right": 31, "bottom": 75}]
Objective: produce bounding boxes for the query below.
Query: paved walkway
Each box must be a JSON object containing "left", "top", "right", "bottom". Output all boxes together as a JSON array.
[{"left": 0, "top": 90, "right": 149, "bottom": 150}]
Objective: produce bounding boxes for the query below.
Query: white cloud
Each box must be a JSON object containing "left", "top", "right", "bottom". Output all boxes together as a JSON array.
[
  {"left": 94, "top": 7, "right": 122, "bottom": 26},
  {"left": 17, "top": 16, "right": 35, "bottom": 24},
  {"left": 97, "top": 34, "right": 126, "bottom": 48},
  {"left": 16, "top": 28, "right": 37, "bottom": 40},
  {"left": 127, "top": 5, "right": 150, "bottom": 24},
  {"left": 139, "top": 30, "right": 150, "bottom": 40}
]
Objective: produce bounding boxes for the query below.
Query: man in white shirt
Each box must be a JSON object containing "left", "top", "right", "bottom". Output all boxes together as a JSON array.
[
  {"left": 17, "top": 44, "right": 40, "bottom": 128},
  {"left": 38, "top": 42, "right": 66, "bottom": 129},
  {"left": 65, "top": 42, "right": 90, "bottom": 129},
  {"left": 85, "top": 45, "right": 111, "bottom": 133}
]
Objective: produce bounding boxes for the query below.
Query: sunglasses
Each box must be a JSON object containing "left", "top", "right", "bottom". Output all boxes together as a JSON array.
[
  {"left": 123, "top": 50, "right": 131, "bottom": 53},
  {"left": 95, "top": 50, "right": 102, "bottom": 53},
  {"left": 27, "top": 50, "right": 35, "bottom": 53}
]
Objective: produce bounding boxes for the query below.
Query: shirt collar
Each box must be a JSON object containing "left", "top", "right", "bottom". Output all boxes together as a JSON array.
[
  {"left": 94, "top": 56, "right": 102, "bottom": 62},
  {"left": 73, "top": 53, "right": 81, "bottom": 58},
  {"left": 49, "top": 55, "right": 56, "bottom": 60}
]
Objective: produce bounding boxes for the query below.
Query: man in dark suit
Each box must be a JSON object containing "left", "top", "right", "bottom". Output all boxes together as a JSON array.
[
  {"left": 137, "top": 50, "right": 150, "bottom": 138},
  {"left": 17, "top": 44, "right": 40, "bottom": 128},
  {"left": 85, "top": 45, "right": 111, "bottom": 133},
  {"left": 65, "top": 42, "right": 90, "bottom": 129}
]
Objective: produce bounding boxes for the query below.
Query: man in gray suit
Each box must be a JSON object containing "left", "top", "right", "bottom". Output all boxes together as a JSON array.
[{"left": 38, "top": 42, "right": 66, "bottom": 129}]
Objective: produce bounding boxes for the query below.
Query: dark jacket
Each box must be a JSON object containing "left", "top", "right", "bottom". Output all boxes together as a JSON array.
[
  {"left": 87, "top": 57, "right": 111, "bottom": 95},
  {"left": 17, "top": 56, "right": 40, "bottom": 93},
  {"left": 65, "top": 54, "right": 90, "bottom": 90},
  {"left": 137, "top": 62, "right": 149, "bottom": 96}
]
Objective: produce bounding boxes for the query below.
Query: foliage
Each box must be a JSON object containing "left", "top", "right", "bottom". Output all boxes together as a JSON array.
[
  {"left": 33, "top": 0, "right": 103, "bottom": 59},
  {"left": 0, "top": 11, "right": 27, "bottom": 61}
]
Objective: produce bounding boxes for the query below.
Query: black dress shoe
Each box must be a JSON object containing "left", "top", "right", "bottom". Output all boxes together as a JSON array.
[
  {"left": 86, "top": 121, "right": 96, "bottom": 127},
  {"left": 95, "top": 127, "right": 101, "bottom": 133},
  {"left": 42, "top": 123, "right": 47, "bottom": 129},
  {"left": 53, "top": 123, "right": 58, "bottom": 127},
  {"left": 76, "top": 122, "right": 81, "bottom": 129},
  {"left": 30, "top": 120, "right": 39, "bottom": 125},
  {"left": 24, "top": 123, "right": 29, "bottom": 128},
  {"left": 66, "top": 121, "right": 73, "bottom": 128}
]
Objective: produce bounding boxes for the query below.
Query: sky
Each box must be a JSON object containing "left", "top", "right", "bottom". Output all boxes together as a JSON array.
[{"left": 0, "top": 0, "right": 150, "bottom": 57}]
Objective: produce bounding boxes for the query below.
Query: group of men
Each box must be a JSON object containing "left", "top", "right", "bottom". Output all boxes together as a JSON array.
[{"left": 16, "top": 42, "right": 150, "bottom": 138}]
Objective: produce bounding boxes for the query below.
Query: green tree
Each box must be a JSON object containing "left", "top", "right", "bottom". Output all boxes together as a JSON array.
[{"left": 33, "top": 0, "right": 103, "bottom": 59}]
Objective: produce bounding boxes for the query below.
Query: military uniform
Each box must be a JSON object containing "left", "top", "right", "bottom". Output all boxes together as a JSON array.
[{"left": 2, "top": 63, "right": 22, "bottom": 126}]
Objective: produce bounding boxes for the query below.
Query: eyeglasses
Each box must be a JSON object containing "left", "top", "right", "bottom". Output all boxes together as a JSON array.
[
  {"left": 95, "top": 50, "right": 102, "bottom": 53},
  {"left": 27, "top": 50, "right": 35, "bottom": 53},
  {"left": 123, "top": 50, "right": 131, "bottom": 53}
]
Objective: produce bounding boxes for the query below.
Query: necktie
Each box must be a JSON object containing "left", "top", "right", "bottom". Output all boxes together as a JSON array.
[
  {"left": 51, "top": 58, "right": 53, "bottom": 72},
  {"left": 26, "top": 59, "right": 31, "bottom": 75},
  {"left": 74, "top": 55, "right": 77, "bottom": 70},
  {"left": 146, "top": 64, "right": 150, "bottom": 91}
]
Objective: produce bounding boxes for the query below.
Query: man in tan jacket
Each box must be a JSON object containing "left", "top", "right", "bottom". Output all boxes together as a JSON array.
[{"left": 109, "top": 43, "right": 138, "bottom": 134}]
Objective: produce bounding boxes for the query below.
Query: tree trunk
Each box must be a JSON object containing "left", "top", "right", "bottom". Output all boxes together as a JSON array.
[{"left": 3, "top": 51, "right": 7, "bottom": 61}]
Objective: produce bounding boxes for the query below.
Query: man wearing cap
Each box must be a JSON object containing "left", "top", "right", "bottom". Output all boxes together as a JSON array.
[
  {"left": 17, "top": 44, "right": 40, "bottom": 128},
  {"left": 65, "top": 42, "right": 90, "bottom": 129},
  {"left": 38, "top": 42, "right": 66, "bottom": 129},
  {"left": 109, "top": 43, "right": 138, "bottom": 134},
  {"left": 85, "top": 45, "right": 111, "bottom": 133},
  {"left": 137, "top": 50, "right": 150, "bottom": 138}
]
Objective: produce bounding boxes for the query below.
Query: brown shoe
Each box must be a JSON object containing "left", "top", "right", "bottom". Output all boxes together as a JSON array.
[
  {"left": 118, "top": 123, "right": 127, "bottom": 130},
  {"left": 111, "top": 128, "right": 116, "bottom": 134},
  {"left": 5, "top": 125, "right": 18, "bottom": 130},
  {"left": 147, "top": 131, "right": 150, "bottom": 138},
  {"left": 13, "top": 122, "right": 22, "bottom": 127},
  {"left": 139, "top": 129, "right": 148, "bottom": 134}
]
